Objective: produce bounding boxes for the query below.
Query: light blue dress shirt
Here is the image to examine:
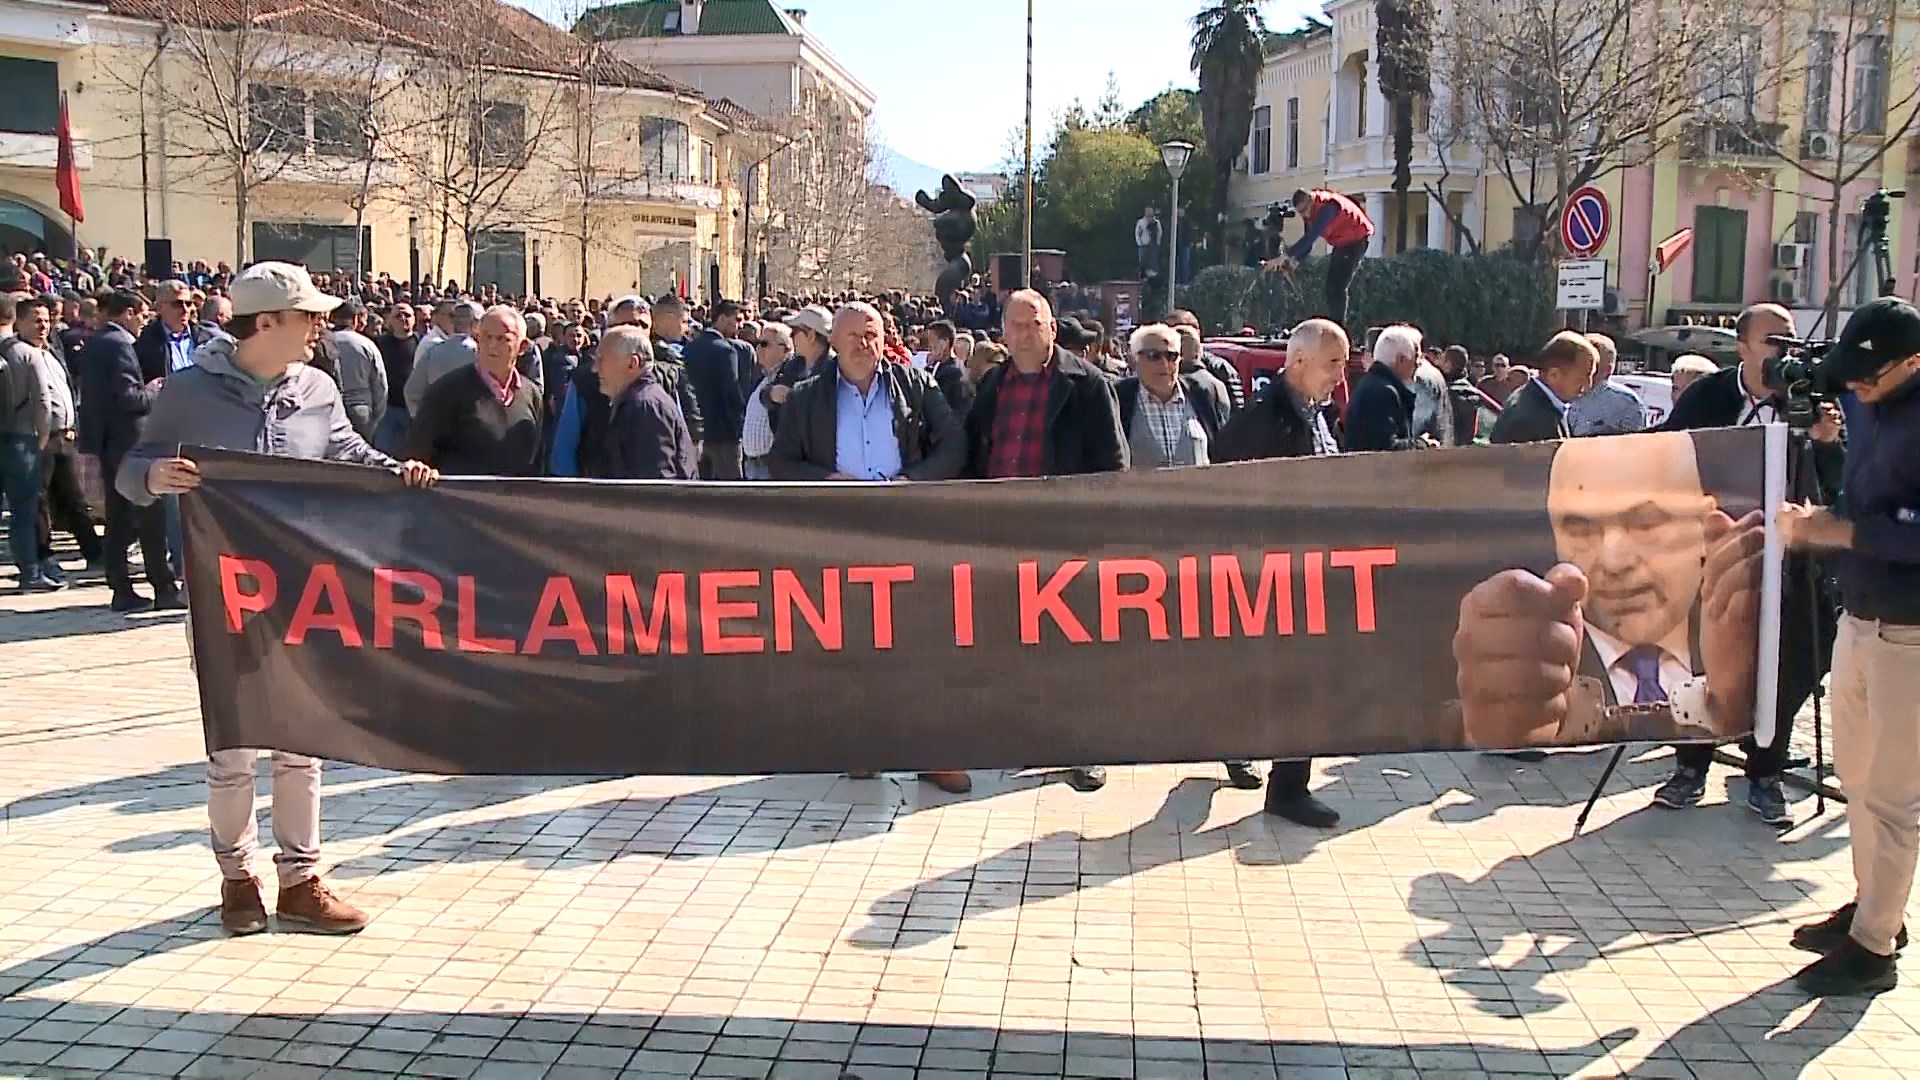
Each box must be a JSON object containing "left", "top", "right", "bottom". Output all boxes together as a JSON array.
[{"left": 835, "top": 368, "right": 902, "bottom": 480}]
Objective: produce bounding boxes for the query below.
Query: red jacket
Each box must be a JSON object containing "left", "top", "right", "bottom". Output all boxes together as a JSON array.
[{"left": 1308, "top": 190, "right": 1375, "bottom": 249}]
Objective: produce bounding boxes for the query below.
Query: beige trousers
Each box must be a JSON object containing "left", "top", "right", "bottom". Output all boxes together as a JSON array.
[
  {"left": 1832, "top": 613, "right": 1920, "bottom": 956},
  {"left": 207, "top": 749, "right": 322, "bottom": 888}
]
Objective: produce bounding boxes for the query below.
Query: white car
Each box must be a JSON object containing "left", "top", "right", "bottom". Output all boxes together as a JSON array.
[{"left": 1613, "top": 373, "right": 1676, "bottom": 427}]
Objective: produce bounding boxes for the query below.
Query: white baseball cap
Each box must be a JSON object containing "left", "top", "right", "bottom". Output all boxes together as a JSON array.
[
  {"left": 784, "top": 305, "right": 832, "bottom": 336},
  {"left": 229, "top": 262, "right": 342, "bottom": 317}
]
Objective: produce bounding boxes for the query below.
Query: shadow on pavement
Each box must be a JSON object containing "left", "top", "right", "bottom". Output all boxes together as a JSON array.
[
  {"left": 1621, "top": 975, "right": 1868, "bottom": 1077},
  {"left": 0, "top": 604, "right": 184, "bottom": 647},
  {"left": 0, "top": 993, "right": 1643, "bottom": 1078},
  {"left": 1403, "top": 807, "right": 1849, "bottom": 1018}
]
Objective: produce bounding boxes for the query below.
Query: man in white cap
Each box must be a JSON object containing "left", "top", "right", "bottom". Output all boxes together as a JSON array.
[{"left": 121, "top": 261, "right": 439, "bottom": 937}]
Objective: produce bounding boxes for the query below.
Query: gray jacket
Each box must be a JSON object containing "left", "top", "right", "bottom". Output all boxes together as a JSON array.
[
  {"left": 331, "top": 328, "right": 388, "bottom": 438},
  {"left": 406, "top": 333, "right": 477, "bottom": 416},
  {"left": 117, "top": 334, "right": 397, "bottom": 507}
]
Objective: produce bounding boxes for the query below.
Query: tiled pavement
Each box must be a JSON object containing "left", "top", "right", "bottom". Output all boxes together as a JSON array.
[{"left": 3, "top": 562, "right": 1919, "bottom": 1079}]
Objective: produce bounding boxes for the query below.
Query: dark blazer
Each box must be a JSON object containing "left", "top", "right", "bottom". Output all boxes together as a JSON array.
[
  {"left": 767, "top": 363, "right": 965, "bottom": 482},
  {"left": 1660, "top": 364, "right": 1842, "bottom": 726},
  {"left": 77, "top": 323, "right": 155, "bottom": 460},
  {"left": 1194, "top": 351, "right": 1246, "bottom": 411},
  {"left": 963, "top": 346, "right": 1128, "bottom": 477},
  {"left": 134, "top": 319, "right": 211, "bottom": 383},
  {"left": 1488, "top": 379, "right": 1571, "bottom": 444},
  {"left": 1117, "top": 373, "right": 1231, "bottom": 447},
  {"left": 600, "top": 376, "right": 697, "bottom": 480},
  {"left": 683, "top": 327, "right": 752, "bottom": 442},
  {"left": 1212, "top": 375, "right": 1326, "bottom": 463},
  {"left": 931, "top": 357, "right": 972, "bottom": 417},
  {"left": 1343, "top": 360, "right": 1418, "bottom": 452}
]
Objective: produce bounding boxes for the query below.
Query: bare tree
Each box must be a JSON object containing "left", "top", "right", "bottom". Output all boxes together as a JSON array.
[
  {"left": 1435, "top": 0, "right": 1749, "bottom": 261},
  {"left": 763, "top": 103, "right": 879, "bottom": 292},
  {"left": 102, "top": 0, "right": 397, "bottom": 263},
  {"left": 1739, "top": 0, "right": 1920, "bottom": 326},
  {"left": 861, "top": 185, "right": 941, "bottom": 293}
]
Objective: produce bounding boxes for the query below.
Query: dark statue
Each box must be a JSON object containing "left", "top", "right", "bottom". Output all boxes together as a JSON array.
[{"left": 915, "top": 174, "right": 977, "bottom": 313}]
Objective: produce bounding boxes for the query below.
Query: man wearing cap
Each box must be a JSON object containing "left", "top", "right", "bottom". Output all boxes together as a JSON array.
[
  {"left": 1777, "top": 296, "right": 1920, "bottom": 997},
  {"left": 329, "top": 299, "right": 387, "bottom": 440},
  {"left": 120, "top": 261, "right": 439, "bottom": 938},
  {"left": 686, "top": 298, "right": 754, "bottom": 479}
]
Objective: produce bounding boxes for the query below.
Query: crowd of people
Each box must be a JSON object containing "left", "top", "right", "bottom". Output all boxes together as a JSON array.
[{"left": 1, "top": 243, "right": 1916, "bottom": 998}]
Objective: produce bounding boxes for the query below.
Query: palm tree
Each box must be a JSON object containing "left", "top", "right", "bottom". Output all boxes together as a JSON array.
[
  {"left": 1375, "top": 0, "right": 1431, "bottom": 254},
  {"left": 1191, "top": 0, "right": 1268, "bottom": 256}
]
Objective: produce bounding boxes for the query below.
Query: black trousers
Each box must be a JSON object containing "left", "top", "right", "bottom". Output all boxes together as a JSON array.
[
  {"left": 100, "top": 453, "right": 176, "bottom": 599},
  {"left": 38, "top": 437, "right": 101, "bottom": 563},
  {"left": 1674, "top": 571, "right": 1838, "bottom": 778},
  {"left": 1268, "top": 759, "right": 1311, "bottom": 801},
  {"left": 1324, "top": 242, "right": 1367, "bottom": 328}
]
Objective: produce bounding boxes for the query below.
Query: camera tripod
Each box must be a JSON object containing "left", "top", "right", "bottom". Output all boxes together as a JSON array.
[{"left": 1573, "top": 429, "right": 1836, "bottom": 836}]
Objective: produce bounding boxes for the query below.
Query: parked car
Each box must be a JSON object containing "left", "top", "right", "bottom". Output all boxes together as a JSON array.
[{"left": 1203, "top": 335, "right": 1363, "bottom": 421}]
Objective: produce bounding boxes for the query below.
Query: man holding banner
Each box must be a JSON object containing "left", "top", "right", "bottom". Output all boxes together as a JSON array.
[{"left": 119, "top": 262, "right": 439, "bottom": 937}]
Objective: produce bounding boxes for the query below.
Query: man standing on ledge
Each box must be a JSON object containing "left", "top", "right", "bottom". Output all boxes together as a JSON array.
[
  {"left": 1262, "top": 188, "right": 1375, "bottom": 328},
  {"left": 965, "top": 289, "right": 1128, "bottom": 792},
  {"left": 120, "top": 261, "right": 439, "bottom": 937}
]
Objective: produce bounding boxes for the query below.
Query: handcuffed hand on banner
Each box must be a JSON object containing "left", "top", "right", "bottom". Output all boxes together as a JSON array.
[{"left": 1697, "top": 509, "right": 1764, "bottom": 729}]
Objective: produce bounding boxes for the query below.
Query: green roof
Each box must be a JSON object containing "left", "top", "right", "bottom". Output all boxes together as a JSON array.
[{"left": 578, "top": 0, "right": 795, "bottom": 39}]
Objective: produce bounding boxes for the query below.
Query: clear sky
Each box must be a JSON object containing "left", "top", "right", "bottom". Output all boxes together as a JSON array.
[{"left": 513, "top": 0, "right": 1326, "bottom": 174}]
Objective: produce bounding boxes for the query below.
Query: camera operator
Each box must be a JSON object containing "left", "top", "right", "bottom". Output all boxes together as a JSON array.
[
  {"left": 1650, "top": 302, "right": 1842, "bottom": 824},
  {"left": 1778, "top": 297, "right": 1920, "bottom": 997},
  {"left": 1260, "top": 188, "right": 1375, "bottom": 328}
]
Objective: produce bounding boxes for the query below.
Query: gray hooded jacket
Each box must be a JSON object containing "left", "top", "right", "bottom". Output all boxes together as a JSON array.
[{"left": 117, "top": 334, "right": 398, "bottom": 507}]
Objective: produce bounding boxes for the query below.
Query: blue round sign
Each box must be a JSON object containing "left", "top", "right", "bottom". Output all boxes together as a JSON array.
[{"left": 1562, "top": 187, "right": 1611, "bottom": 256}]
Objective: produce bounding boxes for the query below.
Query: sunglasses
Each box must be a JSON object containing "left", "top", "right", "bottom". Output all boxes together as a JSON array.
[{"left": 1136, "top": 349, "right": 1178, "bottom": 362}]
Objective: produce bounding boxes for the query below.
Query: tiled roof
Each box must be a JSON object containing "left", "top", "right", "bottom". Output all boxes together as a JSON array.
[
  {"left": 577, "top": 0, "right": 794, "bottom": 39},
  {"left": 95, "top": 0, "right": 702, "bottom": 95}
]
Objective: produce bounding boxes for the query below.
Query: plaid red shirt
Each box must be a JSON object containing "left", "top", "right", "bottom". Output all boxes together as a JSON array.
[{"left": 986, "top": 359, "right": 1053, "bottom": 479}]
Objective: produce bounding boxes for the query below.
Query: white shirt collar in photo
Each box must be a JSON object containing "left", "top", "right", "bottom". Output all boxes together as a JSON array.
[{"left": 1586, "top": 621, "right": 1694, "bottom": 707}]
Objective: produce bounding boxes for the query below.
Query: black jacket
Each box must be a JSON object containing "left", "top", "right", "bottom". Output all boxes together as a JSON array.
[
  {"left": 684, "top": 327, "right": 752, "bottom": 442},
  {"left": 758, "top": 348, "right": 833, "bottom": 435},
  {"left": 1212, "top": 375, "right": 1326, "bottom": 463},
  {"left": 768, "top": 363, "right": 966, "bottom": 482},
  {"left": 931, "top": 357, "right": 972, "bottom": 417},
  {"left": 1193, "top": 351, "right": 1246, "bottom": 412},
  {"left": 134, "top": 319, "right": 211, "bottom": 383},
  {"left": 964, "top": 346, "right": 1128, "bottom": 477},
  {"left": 1488, "top": 379, "right": 1570, "bottom": 444},
  {"left": 376, "top": 332, "right": 417, "bottom": 410},
  {"left": 1661, "top": 365, "right": 1844, "bottom": 500},
  {"left": 599, "top": 375, "right": 697, "bottom": 480},
  {"left": 570, "top": 343, "right": 700, "bottom": 477},
  {"left": 77, "top": 323, "right": 155, "bottom": 460},
  {"left": 1343, "top": 361, "right": 1418, "bottom": 452},
  {"left": 1117, "top": 373, "right": 1231, "bottom": 449}
]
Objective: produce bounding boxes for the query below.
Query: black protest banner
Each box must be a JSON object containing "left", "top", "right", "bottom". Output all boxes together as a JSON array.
[{"left": 181, "top": 424, "right": 1783, "bottom": 775}]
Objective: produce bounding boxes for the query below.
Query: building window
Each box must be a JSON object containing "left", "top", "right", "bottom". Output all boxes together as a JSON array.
[
  {"left": 310, "top": 90, "right": 370, "bottom": 157},
  {"left": 1805, "top": 31, "right": 1835, "bottom": 132},
  {"left": 640, "top": 117, "right": 690, "bottom": 180},
  {"left": 1692, "top": 206, "right": 1747, "bottom": 305},
  {"left": 472, "top": 230, "right": 526, "bottom": 296},
  {"left": 1852, "top": 34, "right": 1888, "bottom": 134},
  {"left": 1702, "top": 31, "right": 1759, "bottom": 122},
  {"left": 247, "top": 84, "right": 307, "bottom": 153},
  {"left": 701, "top": 139, "right": 717, "bottom": 185},
  {"left": 1285, "top": 97, "right": 1300, "bottom": 168},
  {"left": 1250, "top": 106, "right": 1271, "bottom": 174},
  {"left": 252, "top": 222, "right": 370, "bottom": 273},
  {"left": 471, "top": 100, "right": 527, "bottom": 168},
  {"left": 1511, "top": 207, "right": 1544, "bottom": 253},
  {"left": 0, "top": 57, "right": 60, "bottom": 136},
  {"left": 1793, "top": 210, "right": 1820, "bottom": 303}
]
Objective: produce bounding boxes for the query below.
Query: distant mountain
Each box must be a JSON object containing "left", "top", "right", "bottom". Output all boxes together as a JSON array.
[{"left": 876, "top": 146, "right": 950, "bottom": 200}]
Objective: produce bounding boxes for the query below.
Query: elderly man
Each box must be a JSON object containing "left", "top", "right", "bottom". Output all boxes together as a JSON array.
[
  {"left": 405, "top": 306, "right": 542, "bottom": 477},
  {"left": 1212, "top": 318, "right": 1353, "bottom": 825},
  {"left": 1453, "top": 431, "right": 1761, "bottom": 750},
  {"left": 405, "top": 300, "right": 481, "bottom": 415},
  {"left": 1652, "top": 302, "right": 1843, "bottom": 822},
  {"left": 1488, "top": 332, "right": 1599, "bottom": 444},
  {"left": 965, "top": 289, "right": 1127, "bottom": 792},
  {"left": 1566, "top": 333, "right": 1648, "bottom": 437},
  {"left": 1410, "top": 346, "right": 1455, "bottom": 449},
  {"left": 202, "top": 294, "right": 233, "bottom": 331},
  {"left": 134, "top": 279, "right": 210, "bottom": 381},
  {"left": 1344, "top": 324, "right": 1430, "bottom": 452},
  {"left": 551, "top": 296, "right": 700, "bottom": 477},
  {"left": 1118, "top": 324, "right": 1230, "bottom": 469},
  {"left": 329, "top": 300, "right": 387, "bottom": 440},
  {"left": 740, "top": 321, "right": 793, "bottom": 480},
  {"left": 770, "top": 302, "right": 968, "bottom": 793},
  {"left": 1669, "top": 354, "right": 1717, "bottom": 399},
  {"left": 591, "top": 325, "right": 696, "bottom": 480}
]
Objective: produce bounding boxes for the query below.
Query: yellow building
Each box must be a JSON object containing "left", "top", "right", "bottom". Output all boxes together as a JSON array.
[
  {"left": 0, "top": 0, "right": 774, "bottom": 300},
  {"left": 1231, "top": 0, "right": 1920, "bottom": 327}
]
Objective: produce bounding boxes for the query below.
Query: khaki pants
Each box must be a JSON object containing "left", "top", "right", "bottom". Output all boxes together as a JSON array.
[
  {"left": 207, "top": 749, "right": 322, "bottom": 889},
  {"left": 1832, "top": 614, "right": 1920, "bottom": 955}
]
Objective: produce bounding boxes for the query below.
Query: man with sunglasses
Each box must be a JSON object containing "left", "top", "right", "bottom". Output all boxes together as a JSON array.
[
  {"left": 135, "top": 279, "right": 211, "bottom": 382},
  {"left": 122, "top": 261, "right": 438, "bottom": 938},
  {"left": 740, "top": 322, "right": 794, "bottom": 480}
]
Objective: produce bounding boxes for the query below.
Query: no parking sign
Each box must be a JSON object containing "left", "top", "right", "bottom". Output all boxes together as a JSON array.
[{"left": 1562, "top": 186, "right": 1610, "bottom": 257}]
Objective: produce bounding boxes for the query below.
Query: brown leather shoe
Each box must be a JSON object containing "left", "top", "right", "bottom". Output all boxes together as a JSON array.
[
  {"left": 919, "top": 771, "right": 972, "bottom": 794},
  {"left": 220, "top": 877, "right": 268, "bottom": 936},
  {"left": 275, "top": 876, "right": 369, "bottom": 934}
]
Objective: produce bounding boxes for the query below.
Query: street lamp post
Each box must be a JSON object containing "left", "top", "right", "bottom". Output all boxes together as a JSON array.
[{"left": 1160, "top": 140, "right": 1194, "bottom": 316}]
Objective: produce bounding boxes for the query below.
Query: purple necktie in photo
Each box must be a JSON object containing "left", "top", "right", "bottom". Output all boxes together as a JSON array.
[{"left": 1621, "top": 646, "right": 1669, "bottom": 705}]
